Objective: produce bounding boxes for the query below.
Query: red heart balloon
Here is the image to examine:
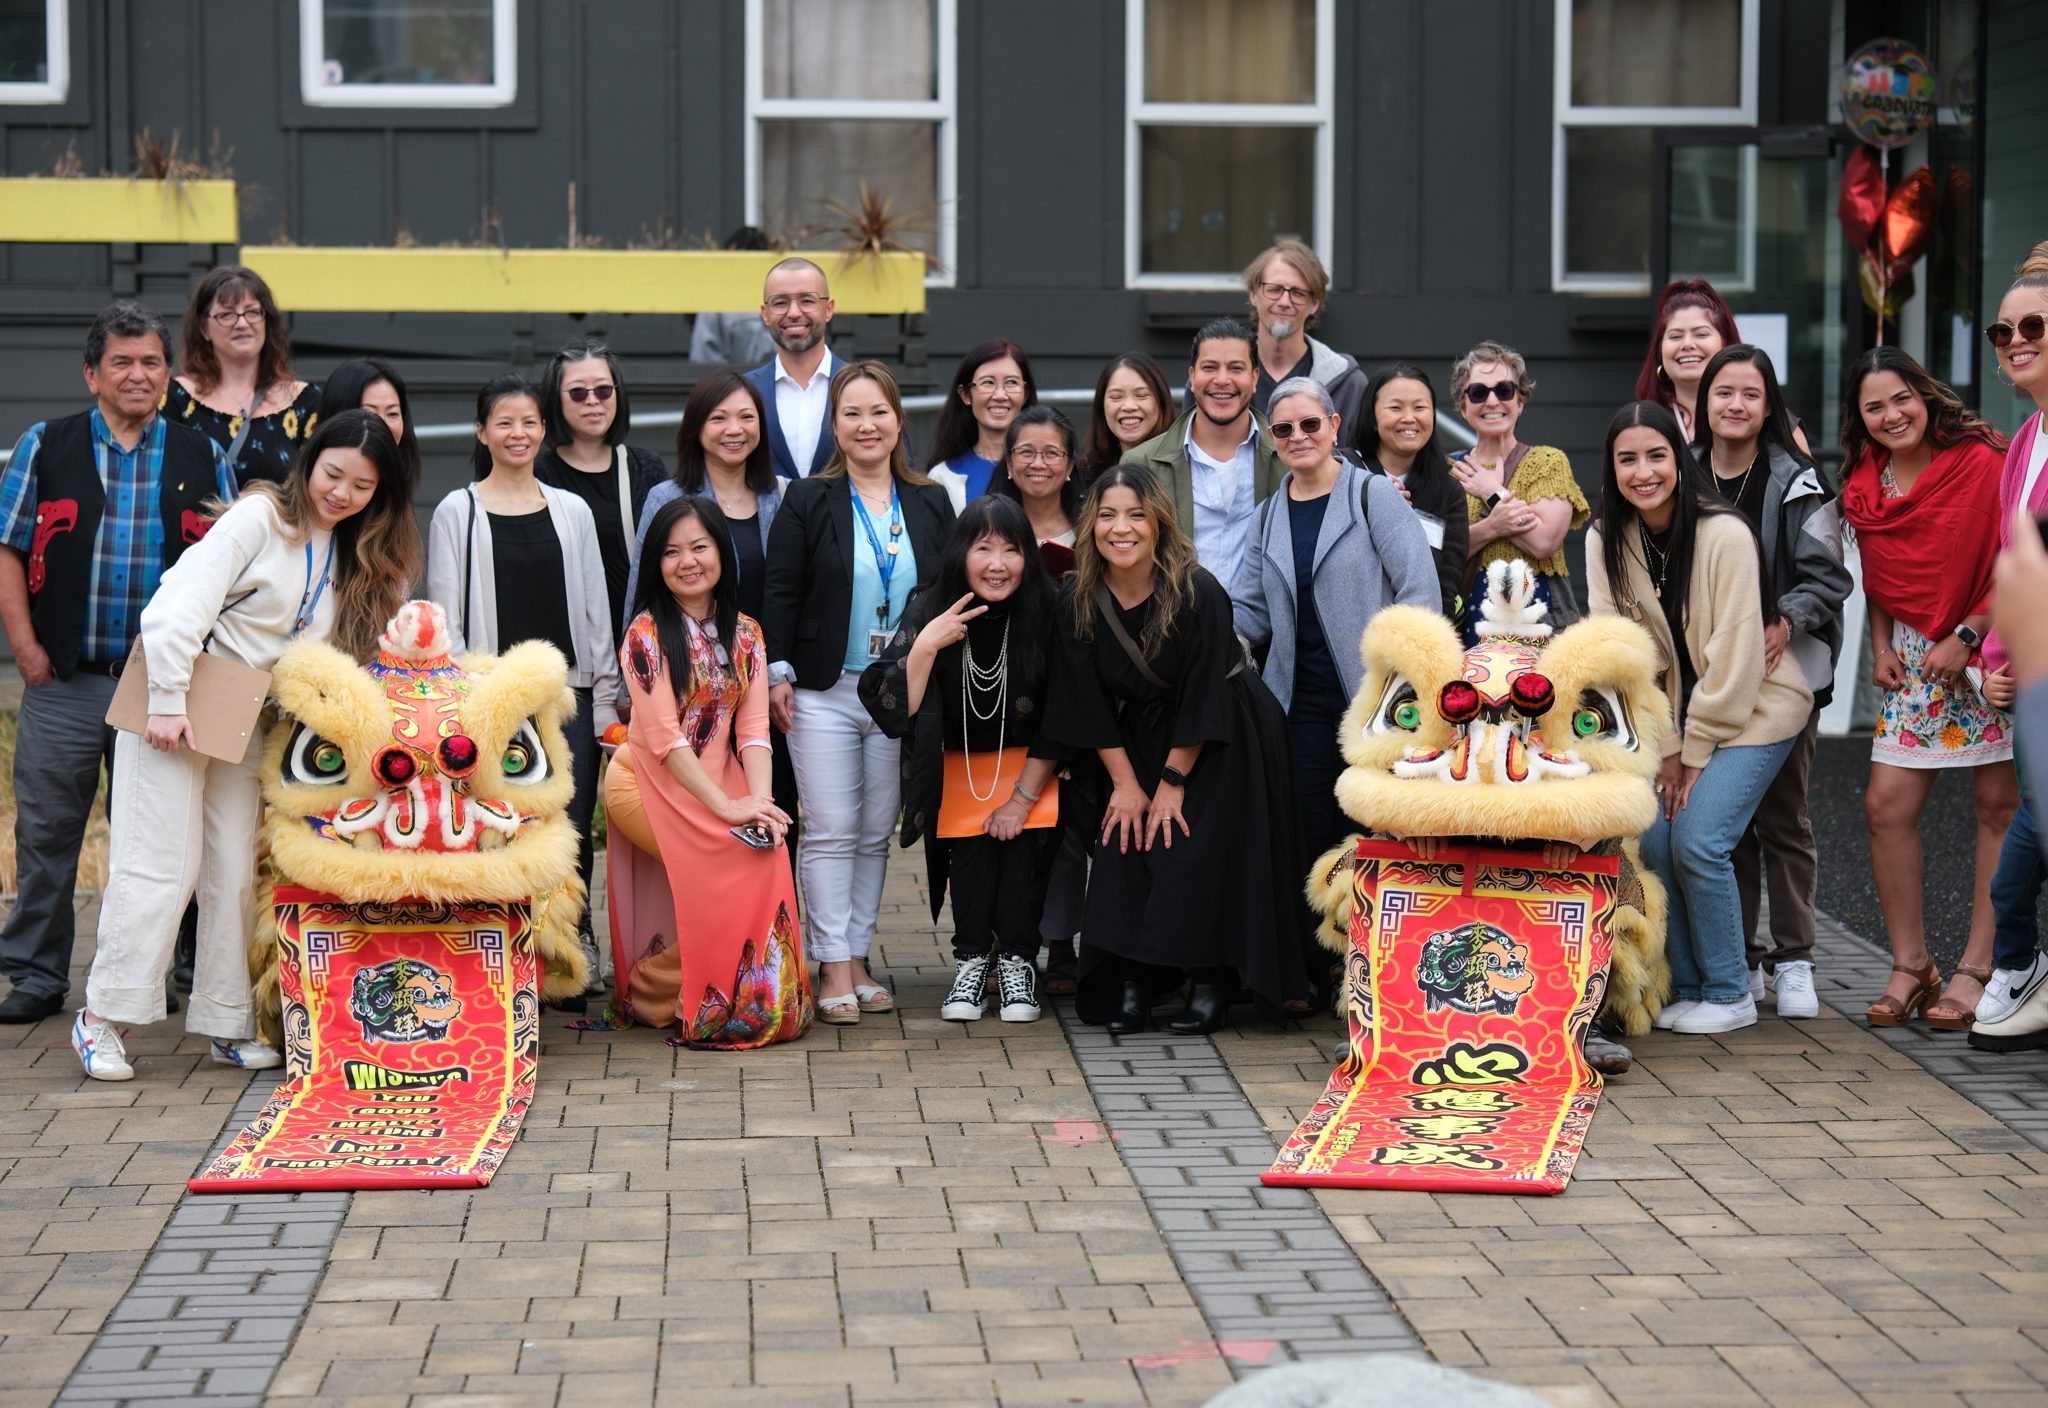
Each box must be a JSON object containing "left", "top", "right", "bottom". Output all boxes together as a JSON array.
[
  {"left": 1883, "top": 164, "right": 1939, "bottom": 272},
  {"left": 1837, "top": 144, "right": 1885, "bottom": 251}
]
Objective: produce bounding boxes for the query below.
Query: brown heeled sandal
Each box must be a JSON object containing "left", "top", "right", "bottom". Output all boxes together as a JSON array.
[
  {"left": 1866, "top": 959, "right": 1941, "bottom": 1028},
  {"left": 1926, "top": 961, "right": 1993, "bottom": 1031}
]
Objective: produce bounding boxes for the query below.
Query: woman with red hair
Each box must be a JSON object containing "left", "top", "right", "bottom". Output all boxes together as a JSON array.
[{"left": 1635, "top": 279, "right": 1742, "bottom": 440}]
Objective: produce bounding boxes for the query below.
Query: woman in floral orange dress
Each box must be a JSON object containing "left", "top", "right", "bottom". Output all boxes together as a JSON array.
[{"left": 604, "top": 495, "right": 813, "bottom": 1047}]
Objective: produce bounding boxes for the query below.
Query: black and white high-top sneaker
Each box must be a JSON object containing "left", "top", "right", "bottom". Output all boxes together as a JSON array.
[
  {"left": 942, "top": 956, "right": 991, "bottom": 1021},
  {"left": 995, "top": 955, "right": 1040, "bottom": 1023}
]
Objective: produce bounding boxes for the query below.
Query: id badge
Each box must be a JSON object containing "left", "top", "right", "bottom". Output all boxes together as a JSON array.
[
  {"left": 1415, "top": 511, "right": 1446, "bottom": 550},
  {"left": 867, "top": 629, "right": 893, "bottom": 658}
]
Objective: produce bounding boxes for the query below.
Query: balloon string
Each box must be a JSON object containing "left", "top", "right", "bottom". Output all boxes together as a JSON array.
[{"left": 1877, "top": 146, "right": 1891, "bottom": 344}]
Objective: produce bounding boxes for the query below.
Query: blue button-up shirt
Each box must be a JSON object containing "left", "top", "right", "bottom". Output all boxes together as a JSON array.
[
  {"left": 1183, "top": 414, "right": 1261, "bottom": 596},
  {"left": 0, "top": 409, "right": 235, "bottom": 665}
]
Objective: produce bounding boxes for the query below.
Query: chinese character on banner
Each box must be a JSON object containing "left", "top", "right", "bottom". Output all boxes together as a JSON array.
[{"left": 1369, "top": 1140, "right": 1505, "bottom": 1172}]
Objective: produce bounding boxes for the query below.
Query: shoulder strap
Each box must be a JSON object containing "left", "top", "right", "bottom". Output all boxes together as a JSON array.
[
  {"left": 1093, "top": 584, "right": 1169, "bottom": 689},
  {"left": 223, "top": 400, "right": 256, "bottom": 478},
  {"left": 462, "top": 487, "right": 477, "bottom": 643},
  {"left": 614, "top": 445, "right": 632, "bottom": 536}
]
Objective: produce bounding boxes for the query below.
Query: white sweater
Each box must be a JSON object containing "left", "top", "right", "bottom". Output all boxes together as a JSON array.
[
  {"left": 140, "top": 494, "right": 336, "bottom": 714},
  {"left": 424, "top": 482, "right": 621, "bottom": 727}
]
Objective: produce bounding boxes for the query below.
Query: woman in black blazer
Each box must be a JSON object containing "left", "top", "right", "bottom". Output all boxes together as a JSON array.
[{"left": 765, "top": 361, "right": 955, "bottom": 1024}]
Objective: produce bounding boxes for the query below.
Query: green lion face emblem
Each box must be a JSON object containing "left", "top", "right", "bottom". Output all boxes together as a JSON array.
[
  {"left": 350, "top": 958, "right": 464, "bottom": 1042},
  {"left": 1415, "top": 923, "right": 1535, "bottom": 1017}
]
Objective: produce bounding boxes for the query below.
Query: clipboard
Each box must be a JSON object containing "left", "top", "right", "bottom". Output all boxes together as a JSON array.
[
  {"left": 105, "top": 638, "right": 272, "bottom": 764},
  {"left": 936, "top": 748, "right": 1059, "bottom": 838}
]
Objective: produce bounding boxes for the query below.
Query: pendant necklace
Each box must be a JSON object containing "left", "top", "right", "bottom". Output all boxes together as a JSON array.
[{"left": 960, "top": 615, "right": 1011, "bottom": 802}]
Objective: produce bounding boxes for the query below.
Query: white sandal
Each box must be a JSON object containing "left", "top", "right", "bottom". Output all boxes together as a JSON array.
[
  {"left": 817, "top": 993, "right": 860, "bottom": 1025},
  {"left": 853, "top": 982, "right": 894, "bottom": 1013}
]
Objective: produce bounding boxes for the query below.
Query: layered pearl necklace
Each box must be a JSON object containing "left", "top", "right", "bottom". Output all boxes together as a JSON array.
[{"left": 960, "top": 614, "right": 1011, "bottom": 802}]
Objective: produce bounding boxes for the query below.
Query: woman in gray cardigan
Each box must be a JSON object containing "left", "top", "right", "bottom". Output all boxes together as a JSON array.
[{"left": 1235, "top": 378, "right": 1440, "bottom": 993}]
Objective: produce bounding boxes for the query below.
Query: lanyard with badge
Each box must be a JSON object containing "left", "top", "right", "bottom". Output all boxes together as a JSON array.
[
  {"left": 292, "top": 535, "right": 337, "bottom": 639},
  {"left": 852, "top": 481, "right": 904, "bottom": 657}
]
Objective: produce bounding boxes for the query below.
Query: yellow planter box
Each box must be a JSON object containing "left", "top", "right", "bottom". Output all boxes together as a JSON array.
[
  {"left": 236, "top": 248, "right": 927, "bottom": 315},
  {"left": 0, "top": 178, "right": 238, "bottom": 244}
]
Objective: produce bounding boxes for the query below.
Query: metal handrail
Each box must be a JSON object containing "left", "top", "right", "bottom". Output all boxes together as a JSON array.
[{"left": 0, "top": 389, "right": 1476, "bottom": 467}]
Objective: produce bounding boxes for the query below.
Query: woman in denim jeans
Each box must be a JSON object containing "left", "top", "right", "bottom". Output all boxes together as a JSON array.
[{"left": 1585, "top": 402, "right": 1813, "bottom": 1034}]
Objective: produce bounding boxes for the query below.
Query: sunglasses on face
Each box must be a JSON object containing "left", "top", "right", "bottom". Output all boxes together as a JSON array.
[
  {"left": 566, "top": 385, "right": 616, "bottom": 404},
  {"left": 1269, "top": 417, "right": 1325, "bottom": 440},
  {"left": 1464, "top": 380, "right": 1518, "bottom": 406},
  {"left": 1986, "top": 314, "right": 2047, "bottom": 350}
]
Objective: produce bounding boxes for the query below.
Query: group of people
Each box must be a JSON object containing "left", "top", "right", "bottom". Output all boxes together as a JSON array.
[{"left": 5, "top": 236, "right": 2048, "bottom": 1081}]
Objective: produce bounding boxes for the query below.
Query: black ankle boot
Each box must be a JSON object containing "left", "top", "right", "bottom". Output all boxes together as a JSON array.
[
  {"left": 1168, "top": 981, "right": 1228, "bottom": 1035},
  {"left": 1106, "top": 980, "right": 1151, "bottom": 1035}
]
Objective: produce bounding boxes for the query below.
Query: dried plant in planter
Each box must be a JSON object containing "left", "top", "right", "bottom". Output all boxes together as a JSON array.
[
  {"left": 814, "top": 181, "right": 941, "bottom": 276},
  {"left": 130, "top": 128, "right": 234, "bottom": 186},
  {"left": 46, "top": 134, "right": 85, "bottom": 178}
]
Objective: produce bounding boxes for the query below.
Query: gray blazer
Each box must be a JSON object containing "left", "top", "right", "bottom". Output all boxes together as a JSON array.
[{"left": 1234, "top": 460, "right": 1442, "bottom": 709}]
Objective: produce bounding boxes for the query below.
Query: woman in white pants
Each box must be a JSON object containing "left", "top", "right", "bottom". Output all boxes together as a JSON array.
[
  {"left": 764, "top": 363, "right": 955, "bottom": 1022},
  {"left": 73, "top": 410, "right": 420, "bottom": 1080}
]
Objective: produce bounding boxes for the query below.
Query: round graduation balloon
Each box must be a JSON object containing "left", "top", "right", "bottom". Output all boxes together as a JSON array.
[{"left": 1842, "top": 38, "right": 1937, "bottom": 150}]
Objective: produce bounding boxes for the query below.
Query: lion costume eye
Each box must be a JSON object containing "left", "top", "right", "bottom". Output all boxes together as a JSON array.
[
  {"left": 498, "top": 721, "right": 551, "bottom": 785},
  {"left": 1564, "top": 689, "right": 1637, "bottom": 750},
  {"left": 283, "top": 725, "right": 351, "bottom": 786},
  {"left": 1371, "top": 678, "right": 1422, "bottom": 734}
]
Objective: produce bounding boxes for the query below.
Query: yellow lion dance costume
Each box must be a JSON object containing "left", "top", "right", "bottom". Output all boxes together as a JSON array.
[
  {"left": 248, "top": 600, "right": 589, "bottom": 1045},
  {"left": 1309, "top": 561, "right": 1673, "bottom": 1042}
]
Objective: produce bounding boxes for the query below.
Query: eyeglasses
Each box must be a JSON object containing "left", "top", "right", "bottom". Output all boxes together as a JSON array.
[
  {"left": 1464, "top": 380, "right": 1519, "bottom": 405},
  {"left": 1258, "top": 281, "right": 1312, "bottom": 305},
  {"left": 1012, "top": 447, "right": 1067, "bottom": 466},
  {"left": 972, "top": 375, "right": 1025, "bottom": 395},
  {"left": 1269, "top": 416, "right": 1325, "bottom": 441},
  {"left": 1986, "top": 314, "right": 2047, "bottom": 349},
  {"left": 765, "top": 294, "right": 824, "bottom": 313},
  {"left": 210, "top": 308, "right": 264, "bottom": 328},
  {"left": 566, "top": 385, "right": 616, "bottom": 404}
]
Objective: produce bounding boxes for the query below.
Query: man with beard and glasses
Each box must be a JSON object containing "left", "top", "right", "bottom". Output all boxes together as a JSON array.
[
  {"left": 1127, "top": 318, "right": 1284, "bottom": 598},
  {"left": 1243, "top": 241, "right": 1366, "bottom": 430},
  {"left": 745, "top": 257, "right": 843, "bottom": 482}
]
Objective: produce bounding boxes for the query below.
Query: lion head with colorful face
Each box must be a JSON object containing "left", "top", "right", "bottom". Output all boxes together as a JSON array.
[
  {"left": 1309, "top": 561, "right": 1674, "bottom": 1036},
  {"left": 250, "top": 601, "right": 588, "bottom": 1040},
  {"left": 1416, "top": 923, "right": 1535, "bottom": 1017}
]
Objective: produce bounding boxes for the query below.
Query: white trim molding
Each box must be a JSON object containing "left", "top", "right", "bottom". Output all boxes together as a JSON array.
[
  {"left": 299, "top": 0, "right": 518, "bottom": 109},
  {"left": 744, "top": 0, "right": 958, "bottom": 289},
  {"left": 0, "top": 0, "right": 67, "bottom": 105},
  {"left": 1124, "top": 0, "right": 1335, "bottom": 290},
  {"left": 1550, "top": 0, "right": 1759, "bottom": 292}
]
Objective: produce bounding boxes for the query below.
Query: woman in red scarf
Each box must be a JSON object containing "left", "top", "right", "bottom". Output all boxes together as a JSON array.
[{"left": 1841, "top": 348, "right": 2019, "bottom": 1028}]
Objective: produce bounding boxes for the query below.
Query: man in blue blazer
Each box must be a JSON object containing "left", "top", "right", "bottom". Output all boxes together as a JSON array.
[{"left": 745, "top": 257, "right": 843, "bottom": 481}]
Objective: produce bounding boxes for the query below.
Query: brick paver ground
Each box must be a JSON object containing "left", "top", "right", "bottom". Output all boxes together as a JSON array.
[{"left": 6, "top": 870, "right": 2048, "bottom": 1408}]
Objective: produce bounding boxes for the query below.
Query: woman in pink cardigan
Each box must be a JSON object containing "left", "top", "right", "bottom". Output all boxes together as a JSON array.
[{"left": 1986, "top": 240, "right": 2048, "bottom": 681}]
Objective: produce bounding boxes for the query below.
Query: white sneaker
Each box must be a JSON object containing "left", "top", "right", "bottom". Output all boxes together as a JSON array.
[
  {"left": 72, "top": 1012, "right": 134, "bottom": 1081},
  {"left": 1771, "top": 961, "right": 1819, "bottom": 1019},
  {"left": 1652, "top": 999, "right": 1698, "bottom": 1031},
  {"left": 211, "top": 1037, "right": 283, "bottom": 1070},
  {"left": 994, "top": 955, "right": 1041, "bottom": 1023},
  {"left": 1975, "top": 953, "right": 2048, "bottom": 1026},
  {"left": 1749, "top": 966, "right": 1766, "bottom": 1003},
  {"left": 1670, "top": 994, "right": 1759, "bottom": 1035},
  {"left": 941, "top": 956, "right": 990, "bottom": 1021}
]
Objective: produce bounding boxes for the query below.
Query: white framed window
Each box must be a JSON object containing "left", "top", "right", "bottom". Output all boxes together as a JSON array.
[
  {"left": 745, "top": 0, "right": 958, "bottom": 286},
  {"left": 1125, "top": 0, "right": 1334, "bottom": 290},
  {"left": 299, "top": 0, "right": 517, "bottom": 109},
  {"left": 1552, "top": 0, "right": 1759, "bottom": 292},
  {"left": 0, "top": 0, "right": 68, "bottom": 105}
]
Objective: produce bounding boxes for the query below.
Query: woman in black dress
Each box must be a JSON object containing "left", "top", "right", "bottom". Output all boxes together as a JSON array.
[{"left": 1043, "top": 463, "right": 1310, "bottom": 1034}]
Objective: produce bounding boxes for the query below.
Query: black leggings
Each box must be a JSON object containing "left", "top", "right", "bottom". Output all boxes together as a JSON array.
[{"left": 948, "top": 832, "right": 1050, "bottom": 962}]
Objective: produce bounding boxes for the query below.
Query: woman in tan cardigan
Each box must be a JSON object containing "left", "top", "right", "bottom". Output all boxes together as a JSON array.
[{"left": 1587, "top": 401, "right": 1812, "bottom": 1035}]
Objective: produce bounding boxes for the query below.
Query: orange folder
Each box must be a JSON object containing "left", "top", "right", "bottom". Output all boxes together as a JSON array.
[{"left": 936, "top": 748, "right": 1059, "bottom": 838}]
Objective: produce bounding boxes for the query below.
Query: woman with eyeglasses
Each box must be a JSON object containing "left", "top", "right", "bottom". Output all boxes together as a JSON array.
[
  {"left": 1352, "top": 361, "right": 1469, "bottom": 624},
  {"left": 1448, "top": 340, "right": 1589, "bottom": 642},
  {"left": 1082, "top": 354, "right": 1176, "bottom": 488},
  {"left": 170, "top": 266, "right": 321, "bottom": 488},
  {"left": 1839, "top": 347, "right": 2015, "bottom": 1030},
  {"left": 925, "top": 339, "right": 1038, "bottom": 507},
  {"left": 535, "top": 342, "right": 669, "bottom": 650},
  {"left": 1236, "top": 377, "right": 1440, "bottom": 1006}
]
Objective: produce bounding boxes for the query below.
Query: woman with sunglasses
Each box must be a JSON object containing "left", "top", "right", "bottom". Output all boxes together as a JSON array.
[
  {"left": 1236, "top": 377, "right": 1439, "bottom": 1007},
  {"left": 1839, "top": 346, "right": 2015, "bottom": 1029},
  {"left": 536, "top": 341, "right": 669, "bottom": 650},
  {"left": 1448, "top": 341, "right": 1589, "bottom": 642}
]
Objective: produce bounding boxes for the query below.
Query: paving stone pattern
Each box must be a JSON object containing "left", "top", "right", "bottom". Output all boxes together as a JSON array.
[
  {"left": 56, "top": 1073, "right": 343, "bottom": 1408},
  {"left": 1056, "top": 1015, "right": 1420, "bottom": 1371}
]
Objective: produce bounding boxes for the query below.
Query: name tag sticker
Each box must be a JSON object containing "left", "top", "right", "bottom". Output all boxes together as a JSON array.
[{"left": 1416, "top": 512, "right": 1446, "bottom": 549}]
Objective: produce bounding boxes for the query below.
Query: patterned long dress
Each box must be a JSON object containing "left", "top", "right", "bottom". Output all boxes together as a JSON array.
[
  {"left": 605, "top": 610, "right": 813, "bottom": 1047},
  {"left": 1870, "top": 464, "right": 2014, "bottom": 769}
]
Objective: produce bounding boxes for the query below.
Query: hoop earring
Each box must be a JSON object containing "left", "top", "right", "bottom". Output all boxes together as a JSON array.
[
  {"left": 1657, "top": 364, "right": 1671, "bottom": 383},
  {"left": 1994, "top": 362, "right": 2017, "bottom": 390}
]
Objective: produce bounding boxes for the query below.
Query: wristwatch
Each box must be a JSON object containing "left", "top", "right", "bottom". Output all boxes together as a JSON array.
[
  {"left": 1159, "top": 765, "right": 1189, "bottom": 788},
  {"left": 1483, "top": 492, "right": 1506, "bottom": 515},
  {"left": 1954, "top": 623, "right": 1984, "bottom": 650}
]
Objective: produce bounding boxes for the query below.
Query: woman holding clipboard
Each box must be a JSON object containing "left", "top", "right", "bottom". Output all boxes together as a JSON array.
[
  {"left": 860, "top": 497, "right": 1061, "bottom": 1024},
  {"left": 72, "top": 411, "right": 419, "bottom": 1081}
]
